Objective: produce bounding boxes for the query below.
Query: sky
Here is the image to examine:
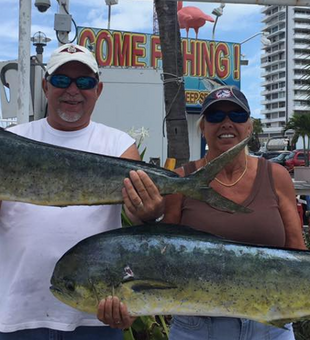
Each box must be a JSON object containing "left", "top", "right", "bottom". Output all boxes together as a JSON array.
[{"left": 0, "top": 0, "right": 264, "bottom": 120}]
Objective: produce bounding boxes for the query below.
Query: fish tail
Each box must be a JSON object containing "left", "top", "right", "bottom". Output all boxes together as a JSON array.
[
  {"left": 180, "top": 136, "right": 252, "bottom": 213},
  {"left": 180, "top": 179, "right": 252, "bottom": 213}
]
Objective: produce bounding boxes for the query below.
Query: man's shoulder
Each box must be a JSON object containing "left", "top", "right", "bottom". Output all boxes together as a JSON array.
[
  {"left": 91, "top": 121, "right": 132, "bottom": 140},
  {"left": 7, "top": 119, "right": 44, "bottom": 136}
]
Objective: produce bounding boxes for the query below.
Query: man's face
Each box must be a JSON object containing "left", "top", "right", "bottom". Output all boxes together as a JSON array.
[{"left": 43, "top": 61, "right": 103, "bottom": 131}]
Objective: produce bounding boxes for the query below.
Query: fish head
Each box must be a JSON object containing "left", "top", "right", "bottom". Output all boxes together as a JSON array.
[{"left": 50, "top": 248, "right": 100, "bottom": 314}]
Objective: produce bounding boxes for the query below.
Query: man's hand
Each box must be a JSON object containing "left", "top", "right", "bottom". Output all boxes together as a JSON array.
[
  {"left": 97, "top": 296, "right": 136, "bottom": 329},
  {"left": 122, "top": 170, "right": 164, "bottom": 223}
]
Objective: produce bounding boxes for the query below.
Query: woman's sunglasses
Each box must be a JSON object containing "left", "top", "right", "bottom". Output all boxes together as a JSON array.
[
  {"left": 46, "top": 74, "right": 98, "bottom": 90},
  {"left": 205, "top": 110, "right": 249, "bottom": 124}
]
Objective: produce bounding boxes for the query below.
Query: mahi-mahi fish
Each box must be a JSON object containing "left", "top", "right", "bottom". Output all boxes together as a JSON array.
[
  {"left": 0, "top": 127, "right": 251, "bottom": 213},
  {"left": 50, "top": 224, "right": 310, "bottom": 328}
]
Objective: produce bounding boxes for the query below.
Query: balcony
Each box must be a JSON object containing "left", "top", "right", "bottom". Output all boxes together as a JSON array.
[
  {"left": 262, "top": 126, "right": 284, "bottom": 134},
  {"left": 261, "top": 116, "right": 286, "bottom": 125},
  {"left": 294, "top": 42, "right": 309, "bottom": 50},
  {"left": 295, "top": 23, "right": 310, "bottom": 30},
  {"left": 261, "top": 98, "right": 284, "bottom": 105},
  {"left": 294, "top": 53, "right": 309, "bottom": 60},
  {"left": 294, "top": 83, "right": 307, "bottom": 90},
  {"left": 294, "top": 93, "right": 308, "bottom": 100},
  {"left": 294, "top": 32, "right": 310, "bottom": 40},
  {"left": 293, "top": 104, "right": 310, "bottom": 112},
  {"left": 294, "top": 12, "right": 310, "bottom": 21},
  {"left": 261, "top": 107, "right": 285, "bottom": 115},
  {"left": 261, "top": 88, "right": 285, "bottom": 96}
]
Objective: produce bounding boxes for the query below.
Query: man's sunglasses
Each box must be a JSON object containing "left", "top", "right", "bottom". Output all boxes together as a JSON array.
[
  {"left": 46, "top": 74, "right": 98, "bottom": 90},
  {"left": 205, "top": 110, "right": 249, "bottom": 124}
]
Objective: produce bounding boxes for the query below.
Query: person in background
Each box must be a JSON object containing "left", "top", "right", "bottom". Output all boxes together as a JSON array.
[
  {"left": 0, "top": 43, "right": 163, "bottom": 340},
  {"left": 163, "top": 86, "right": 306, "bottom": 340}
]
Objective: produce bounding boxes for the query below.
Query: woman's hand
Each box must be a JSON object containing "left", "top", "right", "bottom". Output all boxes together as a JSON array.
[
  {"left": 97, "top": 296, "right": 136, "bottom": 329},
  {"left": 122, "top": 170, "right": 164, "bottom": 223}
]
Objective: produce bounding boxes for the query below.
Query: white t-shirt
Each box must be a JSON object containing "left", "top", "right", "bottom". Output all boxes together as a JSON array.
[{"left": 0, "top": 118, "right": 135, "bottom": 332}]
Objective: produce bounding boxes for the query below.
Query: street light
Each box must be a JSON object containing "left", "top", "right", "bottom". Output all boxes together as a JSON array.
[
  {"left": 31, "top": 31, "right": 51, "bottom": 56},
  {"left": 240, "top": 32, "right": 271, "bottom": 66},
  {"left": 240, "top": 31, "right": 271, "bottom": 46},
  {"left": 212, "top": 3, "right": 225, "bottom": 40},
  {"left": 105, "top": 0, "right": 118, "bottom": 30}
]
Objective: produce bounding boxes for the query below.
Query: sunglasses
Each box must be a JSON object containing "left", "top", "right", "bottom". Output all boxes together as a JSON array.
[
  {"left": 205, "top": 110, "right": 249, "bottom": 124},
  {"left": 47, "top": 74, "right": 98, "bottom": 90}
]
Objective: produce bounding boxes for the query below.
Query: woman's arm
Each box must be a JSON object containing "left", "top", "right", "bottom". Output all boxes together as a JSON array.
[{"left": 272, "top": 163, "right": 307, "bottom": 250}]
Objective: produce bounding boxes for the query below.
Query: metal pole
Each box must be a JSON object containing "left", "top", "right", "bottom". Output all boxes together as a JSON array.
[
  {"left": 212, "top": 17, "right": 219, "bottom": 41},
  {"left": 177, "top": 0, "right": 310, "bottom": 5},
  {"left": 108, "top": 5, "right": 111, "bottom": 30},
  {"left": 240, "top": 32, "right": 263, "bottom": 45},
  {"left": 32, "top": 48, "right": 45, "bottom": 121},
  {"left": 17, "top": 0, "right": 31, "bottom": 124}
]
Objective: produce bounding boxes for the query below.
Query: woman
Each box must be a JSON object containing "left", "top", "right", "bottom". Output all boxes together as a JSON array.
[{"left": 163, "top": 86, "right": 306, "bottom": 340}]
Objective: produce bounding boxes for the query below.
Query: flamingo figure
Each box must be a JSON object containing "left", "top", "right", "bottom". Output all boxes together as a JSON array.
[{"left": 177, "top": 1, "right": 215, "bottom": 39}]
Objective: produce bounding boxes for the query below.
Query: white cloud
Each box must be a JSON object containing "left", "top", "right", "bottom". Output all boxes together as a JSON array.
[
  {"left": 0, "top": 22, "right": 19, "bottom": 40},
  {"left": 80, "top": 1, "right": 153, "bottom": 32},
  {"left": 0, "top": 0, "right": 266, "bottom": 119}
]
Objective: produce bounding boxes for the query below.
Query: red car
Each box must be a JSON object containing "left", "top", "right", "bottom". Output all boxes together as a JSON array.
[{"left": 285, "top": 150, "right": 310, "bottom": 173}]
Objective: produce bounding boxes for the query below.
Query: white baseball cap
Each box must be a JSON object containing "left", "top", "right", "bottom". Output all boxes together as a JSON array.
[{"left": 45, "top": 43, "right": 99, "bottom": 75}]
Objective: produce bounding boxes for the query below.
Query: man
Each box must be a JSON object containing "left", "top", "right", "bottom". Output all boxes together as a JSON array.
[{"left": 0, "top": 43, "right": 164, "bottom": 340}]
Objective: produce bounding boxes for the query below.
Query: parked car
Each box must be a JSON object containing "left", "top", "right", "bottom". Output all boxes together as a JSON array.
[
  {"left": 260, "top": 151, "right": 289, "bottom": 160},
  {"left": 285, "top": 150, "right": 310, "bottom": 173},
  {"left": 268, "top": 152, "right": 291, "bottom": 166}
]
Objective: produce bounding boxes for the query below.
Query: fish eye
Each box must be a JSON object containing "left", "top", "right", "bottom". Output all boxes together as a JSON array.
[{"left": 65, "top": 280, "right": 75, "bottom": 292}]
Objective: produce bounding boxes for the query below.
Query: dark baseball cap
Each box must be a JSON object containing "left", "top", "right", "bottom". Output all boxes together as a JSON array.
[{"left": 201, "top": 86, "right": 250, "bottom": 115}]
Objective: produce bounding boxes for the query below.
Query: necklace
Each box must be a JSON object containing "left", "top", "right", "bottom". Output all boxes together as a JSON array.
[{"left": 214, "top": 157, "right": 248, "bottom": 187}]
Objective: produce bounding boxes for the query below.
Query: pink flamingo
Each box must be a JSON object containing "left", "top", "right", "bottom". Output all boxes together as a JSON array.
[{"left": 177, "top": 1, "right": 214, "bottom": 39}]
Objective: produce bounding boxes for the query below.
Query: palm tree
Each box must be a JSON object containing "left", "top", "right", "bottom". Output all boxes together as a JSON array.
[
  {"left": 248, "top": 118, "right": 263, "bottom": 152},
  {"left": 283, "top": 114, "right": 310, "bottom": 166},
  {"left": 154, "top": 0, "right": 190, "bottom": 167}
]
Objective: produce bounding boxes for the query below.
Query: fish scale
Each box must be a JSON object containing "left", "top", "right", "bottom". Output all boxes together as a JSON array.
[
  {"left": 0, "top": 127, "right": 251, "bottom": 213},
  {"left": 50, "top": 224, "right": 310, "bottom": 328}
]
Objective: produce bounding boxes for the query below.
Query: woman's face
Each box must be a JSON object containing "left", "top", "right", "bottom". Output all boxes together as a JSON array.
[{"left": 201, "top": 101, "right": 252, "bottom": 155}]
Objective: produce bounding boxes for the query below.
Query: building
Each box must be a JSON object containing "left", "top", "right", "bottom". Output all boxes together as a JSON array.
[{"left": 260, "top": 5, "right": 310, "bottom": 141}]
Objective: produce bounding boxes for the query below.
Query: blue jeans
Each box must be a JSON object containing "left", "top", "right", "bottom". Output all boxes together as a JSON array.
[
  {"left": 0, "top": 326, "right": 123, "bottom": 340},
  {"left": 169, "top": 316, "right": 295, "bottom": 340}
]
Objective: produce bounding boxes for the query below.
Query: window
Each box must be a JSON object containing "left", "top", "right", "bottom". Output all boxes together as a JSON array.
[{"left": 297, "top": 153, "right": 305, "bottom": 160}]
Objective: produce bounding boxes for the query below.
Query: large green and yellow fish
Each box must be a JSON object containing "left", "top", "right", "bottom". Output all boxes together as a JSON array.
[
  {"left": 0, "top": 127, "right": 251, "bottom": 213},
  {"left": 50, "top": 224, "right": 310, "bottom": 328}
]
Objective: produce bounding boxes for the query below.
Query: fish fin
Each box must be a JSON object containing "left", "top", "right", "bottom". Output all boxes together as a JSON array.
[
  {"left": 200, "top": 187, "right": 252, "bottom": 214},
  {"left": 189, "top": 136, "right": 252, "bottom": 185},
  {"left": 122, "top": 279, "right": 177, "bottom": 293},
  {"left": 258, "top": 319, "right": 292, "bottom": 330}
]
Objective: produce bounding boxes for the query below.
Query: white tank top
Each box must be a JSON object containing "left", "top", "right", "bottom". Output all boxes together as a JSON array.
[{"left": 0, "top": 119, "right": 134, "bottom": 332}]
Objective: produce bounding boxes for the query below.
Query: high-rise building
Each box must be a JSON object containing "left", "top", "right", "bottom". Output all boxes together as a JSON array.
[{"left": 260, "top": 5, "right": 310, "bottom": 141}]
